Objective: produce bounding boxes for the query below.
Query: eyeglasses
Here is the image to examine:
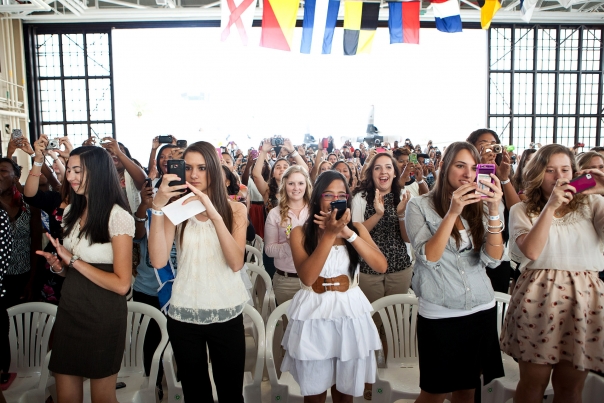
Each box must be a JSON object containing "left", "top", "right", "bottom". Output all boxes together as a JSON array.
[{"left": 321, "top": 193, "right": 350, "bottom": 201}]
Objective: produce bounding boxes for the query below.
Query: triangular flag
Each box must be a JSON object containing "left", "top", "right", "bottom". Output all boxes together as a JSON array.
[
  {"left": 520, "top": 0, "right": 538, "bottom": 22},
  {"left": 388, "top": 1, "right": 420, "bottom": 44},
  {"left": 478, "top": 0, "right": 501, "bottom": 30},
  {"left": 301, "top": 0, "right": 341, "bottom": 54},
  {"left": 430, "top": 0, "right": 462, "bottom": 33},
  {"left": 260, "top": 0, "right": 301, "bottom": 51}
]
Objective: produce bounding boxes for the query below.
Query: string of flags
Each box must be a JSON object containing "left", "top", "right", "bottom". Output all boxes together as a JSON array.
[{"left": 221, "top": 0, "right": 509, "bottom": 54}]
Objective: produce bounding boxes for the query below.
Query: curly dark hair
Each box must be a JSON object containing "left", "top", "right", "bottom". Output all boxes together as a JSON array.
[{"left": 353, "top": 153, "right": 401, "bottom": 205}]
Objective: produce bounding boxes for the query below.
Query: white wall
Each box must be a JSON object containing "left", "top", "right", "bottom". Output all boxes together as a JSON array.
[{"left": 113, "top": 26, "right": 488, "bottom": 163}]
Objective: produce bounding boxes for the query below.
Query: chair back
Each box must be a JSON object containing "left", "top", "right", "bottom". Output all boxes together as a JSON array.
[
  {"left": 246, "top": 263, "right": 272, "bottom": 322},
  {"left": 122, "top": 301, "right": 169, "bottom": 384},
  {"left": 253, "top": 234, "right": 264, "bottom": 253},
  {"left": 242, "top": 304, "right": 266, "bottom": 385},
  {"left": 245, "top": 244, "right": 263, "bottom": 267},
  {"left": 265, "top": 300, "right": 291, "bottom": 387},
  {"left": 494, "top": 292, "right": 511, "bottom": 337},
  {"left": 371, "top": 294, "right": 419, "bottom": 360},
  {"left": 7, "top": 302, "right": 57, "bottom": 374}
]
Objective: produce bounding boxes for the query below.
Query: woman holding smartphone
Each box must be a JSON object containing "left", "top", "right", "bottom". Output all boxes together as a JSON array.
[
  {"left": 283, "top": 170, "right": 387, "bottom": 402},
  {"left": 149, "top": 141, "right": 248, "bottom": 402},
  {"left": 37, "top": 147, "right": 134, "bottom": 402},
  {"left": 405, "top": 142, "right": 505, "bottom": 403},
  {"left": 500, "top": 144, "right": 604, "bottom": 403}
]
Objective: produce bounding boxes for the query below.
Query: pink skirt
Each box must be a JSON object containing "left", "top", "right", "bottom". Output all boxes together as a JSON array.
[{"left": 500, "top": 269, "right": 604, "bottom": 372}]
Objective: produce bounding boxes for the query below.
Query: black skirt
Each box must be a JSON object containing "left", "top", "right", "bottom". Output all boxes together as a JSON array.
[
  {"left": 49, "top": 263, "right": 126, "bottom": 379},
  {"left": 417, "top": 305, "right": 504, "bottom": 394}
]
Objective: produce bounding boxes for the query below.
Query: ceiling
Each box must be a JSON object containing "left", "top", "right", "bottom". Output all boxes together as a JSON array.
[{"left": 1, "top": 0, "right": 604, "bottom": 24}]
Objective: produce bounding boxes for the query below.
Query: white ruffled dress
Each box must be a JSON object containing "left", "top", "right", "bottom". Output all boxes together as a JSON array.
[{"left": 280, "top": 246, "right": 382, "bottom": 397}]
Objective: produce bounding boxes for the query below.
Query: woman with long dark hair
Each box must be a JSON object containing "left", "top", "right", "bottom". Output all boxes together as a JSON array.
[
  {"left": 37, "top": 146, "right": 134, "bottom": 402},
  {"left": 282, "top": 170, "right": 387, "bottom": 402},
  {"left": 0, "top": 175, "right": 14, "bottom": 384},
  {"left": 406, "top": 142, "right": 505, "bottom": 403},
  {"left": 501, "top": 144, "right": 604, "bottom": 403},
  {"left": 149, "top": 141, "right": 249, "bottom": 402}
]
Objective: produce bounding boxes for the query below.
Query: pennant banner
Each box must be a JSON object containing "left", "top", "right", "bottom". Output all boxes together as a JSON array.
[
  {"left": 388, "top": 1, "right": 420, "bottom": 44},
  {"left": 301, "top": 0, "right": 341, "bottom": 54},
  {"left": 343, "top": 1, "right": 380, "bottom": 55},
  {"left": 220, "top": 0, "right": 256, "bottom": 45},
  {"left": 520, "top": 0, "right": 538, "bottom": 22},
  {"left": 431, "top": 0, "right": 462, "bottom": 33},
  {"left": 478, "top": 0, "right": 501, "bottom": 30},
  {"left": 260, "top": 0, "right": 301, "bottom": 51}
]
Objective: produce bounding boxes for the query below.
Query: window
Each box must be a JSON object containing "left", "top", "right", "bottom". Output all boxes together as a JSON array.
[
  {"left": 31, "top": 30, "right": 114, "bottom": 146},
  {"left": 489, "top": 25, "right": 603, "bottom": 149}
]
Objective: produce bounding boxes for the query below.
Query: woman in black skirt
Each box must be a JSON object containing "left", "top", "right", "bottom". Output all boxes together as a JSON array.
[
  {"left": 405, "top": 142, "right": 505, "bottom": 403},
  {"left": 37, "top": 146, "right": 134, "bottom": 403}
]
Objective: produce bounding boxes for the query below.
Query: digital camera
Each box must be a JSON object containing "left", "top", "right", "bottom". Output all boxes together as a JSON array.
[
  {"left": 271, "top": 137, "right": 284, "bottom": 147},
  {"left": 46, "top": 138, "right": 60, "bottom": 150}
]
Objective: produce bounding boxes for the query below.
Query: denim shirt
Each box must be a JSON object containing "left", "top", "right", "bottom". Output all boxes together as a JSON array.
[{"left": 406, "top": 195, "right": 504, "bottom": 310}]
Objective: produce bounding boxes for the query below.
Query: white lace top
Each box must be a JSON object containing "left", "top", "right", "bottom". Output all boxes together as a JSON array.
[
  {"left": 168, "top": 215, "right": 249, "bottom": 324},
  {"left": 62, "top": 205, "right": 135, "bottom": 263},
  {"left": 509, "top": 195, "right": 604, "bottom": 272}
]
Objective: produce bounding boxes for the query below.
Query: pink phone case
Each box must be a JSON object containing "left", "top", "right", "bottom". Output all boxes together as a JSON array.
[
  {"left": 569, "top": 173, "right": 596, "bottom": 193},
  {"left": 476, "top": 164, "right": 496, "bottom": 197}
]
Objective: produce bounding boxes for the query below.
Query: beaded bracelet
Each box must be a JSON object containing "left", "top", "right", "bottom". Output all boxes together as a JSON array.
[{"left": 29, "top": 172, "right": 42, "bottom": 177}]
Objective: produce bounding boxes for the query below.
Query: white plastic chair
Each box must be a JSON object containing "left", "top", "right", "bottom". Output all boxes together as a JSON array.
[
  {"left": 80, "top": 301, "right": 168, "bottom": 403},
  {"left": 163, "top": 304, "right": 266, "bottom": 403},
  {"left": 4, "top": 302, "right": 57, "bottom": 403},
  {"left": 245, "top": 262, "right": 273, "bottom": 323},
  {"left": 245, "top": 244, "right": 263, "bottom": 267},
  {"left": 370, "top": 294, "right": 422, "bottom": 403},
  {"left": 481, "top": 292, "right": 554, "bottom": 403},
  {"left": 583, "top": 372, "right": 604, "bottom": 402},
  {"left": 253, "top": 234, "right": 264, "bottom": 253}
]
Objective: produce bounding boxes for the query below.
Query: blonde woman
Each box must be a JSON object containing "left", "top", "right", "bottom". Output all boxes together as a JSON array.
[
  {"left": 264, "top": 166, "right": 312, "bottom": 304},
  {"left": 577, "top": 150, "right": 604, "bottom": 172},
  {"left": 501, "top": 144, "right": 604, "bottom": 403}
]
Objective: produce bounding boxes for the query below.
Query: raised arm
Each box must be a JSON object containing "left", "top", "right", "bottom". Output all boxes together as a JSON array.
[
  {"left": 310, "top": 142, "right": 325, "bottom": 182},
  {"left": 102, "top": 137, "right": 147, "bottom": 190},
  {"left": 252, "top": 139, "right": 272, "bottom": 199}
]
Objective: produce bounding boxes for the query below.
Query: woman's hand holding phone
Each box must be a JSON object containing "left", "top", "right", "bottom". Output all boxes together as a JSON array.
[
  {"left": 476, "top": 174, "right": 503, "bottom": 213},
  {"left": 544, "top": 179, "right": 575, "bottom": 212},
  {"left": 154, "top": 174, "right": 188, "bottom": 208},
  {"left": 575, "top": 169, "right": 604, "bottom": 195},
  {"left": 450, "top": 183, "right": 482, "bottom": 216},
  {"left": 314, "top": 209, "right": 352, "bottom": 238}
]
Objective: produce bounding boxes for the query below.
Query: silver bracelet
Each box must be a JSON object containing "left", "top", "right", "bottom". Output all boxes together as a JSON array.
[
  {"left": 133, "top": 214, "right": 148, "bottom": 222},
  {"left": 49, "top": 264, "right": 65, "bottom": 274},
  {"left": 151, "top": 209, "right": 164, "bottom": 216},
  {"left": 500, "top": 179, "right": 511, "bottom": 185}
]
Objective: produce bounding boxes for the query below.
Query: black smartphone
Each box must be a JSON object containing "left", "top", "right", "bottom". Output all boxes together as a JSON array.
[
  {"left": 116, "top": 382, "right": 126, "bottom": 389},
  {"left": 158, "top": 135, "right": 173, "bottom": 144},
  {"left": 144, "top": 178, "right": 152, "bottom": 188},
  {"left": 176, "top": 139, "right": 187, "bottom": 148},
  {"left": 167, "top": 160, "right": 186, "bottom": 189},
  {"left": 330, "top": 200, "right": 347, "bottom": 220}
]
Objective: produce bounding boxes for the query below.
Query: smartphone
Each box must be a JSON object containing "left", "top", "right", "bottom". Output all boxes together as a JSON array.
[
  {"left": 425, "top": 158, "right": 431, "bottom": 165},
  {"left": 330, "top": 200, "right": 347, "bottom": 220},
  {"left": 322, "top": 138, "right": 329, "bottom": 148},
  {"left": 116, "top": 382, "right": 126, "bottom": 390},
  {"left": 475, "top": 164, "right": 496, "bottom": 197},
  {"left": 158, "top": 135, "right": 173, "bottom": 144},
  {"left": 569, "top": 173, "right": 596, "bottom": 193},
  {"left": 410, "top": 153, "right": 418, "bottom": 164},
  {"left": 167, "top": 160, "right": 186, "bottom": 189},
  {"left": 376, "top": 147, "right": 386, "bottom": 153},
  {"left": 144, "top": 178, "right": 152, "bottom": 188},
  {"left": 250, "top": 149, "right": 259, "bottom": 160},
  {"left": 11, "top": 129, "right": 22, "bottom": 140},
  {"left": 176, "top": 140, "right": 187, "bottom": 148}
]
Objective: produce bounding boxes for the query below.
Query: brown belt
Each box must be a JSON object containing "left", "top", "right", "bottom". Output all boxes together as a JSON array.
[
  {"left": 276, "top": 269, "right": 299, "bottom": 278},
  {"left": 311, "top": 274, "right": 350, "bottom": 294}
]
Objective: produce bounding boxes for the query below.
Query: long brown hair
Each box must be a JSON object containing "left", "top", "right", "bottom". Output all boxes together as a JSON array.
[
  {"left": 431, "top": 142, "right": 484, "bottom": 250},
  {"left": 354, "top": 153, "right": 401, "bottom": 205},
  {"left": 278, "top": 165, "right": 312, "bottom": 227},
  {"left": 523, "top": 144, "right": 586, "bottom": 217},
  {"left": 178, "top": 141, "right": 234, "bottom": 245}
]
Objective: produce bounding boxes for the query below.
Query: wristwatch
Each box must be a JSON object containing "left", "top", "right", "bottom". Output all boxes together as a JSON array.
[{"left": 69, "top": 255, "right": 80, "bottom": 269}]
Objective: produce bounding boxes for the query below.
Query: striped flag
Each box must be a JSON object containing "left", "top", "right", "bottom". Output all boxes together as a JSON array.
[
  {"left": 478, "top": 0, "right": 501, "bottom": 29},
  {"left": 301, "top": 0, "right": 341, "bottom": 54},
  {"left": 431, "top": 0, "right": 462, "bottom": 33},
  {"left": 343, "top": 1, "right": 380, "bottom": 55},
  {"left": 220, "top": 0, "right": 256, "bottom": 45},
  {"left": 388, "top": 1, "right": 420, "bottom": 44},
  {"left": 260, "top": 0, "right": 301, "bottom": 51},
  {"left": 520, "top": 0, "right": 538, "bottom": 22}
]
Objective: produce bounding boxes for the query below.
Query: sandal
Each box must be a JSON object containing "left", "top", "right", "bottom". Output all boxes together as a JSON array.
[{"left": 363, "top": 388, "right": 372, "bottom": 401}]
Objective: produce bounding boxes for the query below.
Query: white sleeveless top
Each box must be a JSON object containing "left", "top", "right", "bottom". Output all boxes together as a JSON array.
[{"left": 168, "top": 215, "right": 249, "bottom": 324}]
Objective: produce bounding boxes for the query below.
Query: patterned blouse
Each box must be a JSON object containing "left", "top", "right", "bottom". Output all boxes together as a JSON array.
[{"left": 0, "top": 209, "right": 14, "bottom": 298}]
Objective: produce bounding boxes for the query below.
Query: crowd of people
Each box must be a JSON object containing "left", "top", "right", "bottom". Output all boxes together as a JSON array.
[{"left": 0, "top": 130, "right": 603, "bottom": 403}]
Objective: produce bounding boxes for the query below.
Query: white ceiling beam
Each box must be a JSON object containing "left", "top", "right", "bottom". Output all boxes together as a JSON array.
[
  {"left": 98, "top": 0, "right": 148, "bottom": 9},
  {"left": 201, "top": 1, "right": 220, "bottom": 8},
  {"left": 460, "top": 0, "right": 481, "bottom": 10}
]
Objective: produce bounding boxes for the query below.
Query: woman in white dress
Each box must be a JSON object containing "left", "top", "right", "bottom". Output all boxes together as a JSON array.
[{"left": 285, "top": 170, "right": 388, "bottom": 403}]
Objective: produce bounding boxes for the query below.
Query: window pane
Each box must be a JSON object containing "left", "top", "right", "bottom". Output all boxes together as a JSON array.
[
  {"left": 86, "top": 33, "right": 111, "bottom": 77},
  {"left": 62, "top": 34, "right": 85, "bottom": 77},
  {"left": 36, "top": 34, "right": 61, "bottom": 78},
  {"left": 580, "top": 73, "right": 599, "bottom": 115},
  {"left": 490, "top": 73, "right": 511, "bottom": 115},
  {"left": 535, "top": 73, "right": 556, "bottom": 115},
  {"left": 90, "top": 123, "right": 113, "bottom": 140},
  {"left": 64, "top": 79, "right": 88, "bottom": 122},
  {"left": 535, "top": 117, "right": 554, "bottom": 146},
  {"left": 490, "top": 28, "right": 512, "bottom": 71},
  {"left": 489, "top": 117, "right": 510, "bottom": 143},
  {"left": 39, "top": 80, "right": 64, "bottom": 122},
  {"left": 578, "top": 117, "right": 597, "bottom": 149},
  {"left": 557, "top": 117, "right": 576, "bottom": 147},
  {"left": 41, "top": 124, "right": 65, "bottom": 137},
  {"left": 512, "top": 117, "right": 532, "bottom": 151},
  {"left": 66, "top": 124, "right": 89, "bottom": 147},
  {"left": 559, "top": 28, "right": 579, "bottom": 71},
  {"left": 537, "top": 29, "right": 557, "bottom": 71},
  {"left": 582, "top": 29, "right": 602, "bottom": 72},
  {"left": 514, "top": 73, "right": 533, "bottom": 115},
  {"left": 557, "top": 73, "right": 577, "bottom": 115},
  {"left": 89, "top": 79, "right": 112, "bottom": 121},
  {"left": 514, "top": 28, "right": 534, "bottom": 71}
]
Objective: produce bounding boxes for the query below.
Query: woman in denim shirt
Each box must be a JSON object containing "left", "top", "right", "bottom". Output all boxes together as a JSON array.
[{"left": 405, "top": 142, "right": 505, "bottom": 403}]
